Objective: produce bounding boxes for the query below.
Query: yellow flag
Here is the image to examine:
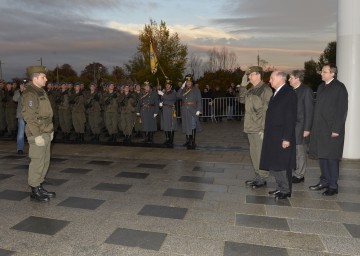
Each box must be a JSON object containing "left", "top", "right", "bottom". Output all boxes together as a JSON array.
[{"left": 150, "top": 41, "right": 158, "bottom": 74}]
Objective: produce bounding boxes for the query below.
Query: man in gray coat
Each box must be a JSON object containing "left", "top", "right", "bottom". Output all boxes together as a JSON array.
[
  {"left": 309, "top": 64, "right": 348, "bottom": 196},
  {"left": 288, "top": 70, "right": 314, "bottom": 183}
]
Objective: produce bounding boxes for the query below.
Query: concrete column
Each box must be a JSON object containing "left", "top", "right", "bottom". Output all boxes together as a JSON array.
[{"left": 337, "top": 0, "right": 360, "bottom": 159}]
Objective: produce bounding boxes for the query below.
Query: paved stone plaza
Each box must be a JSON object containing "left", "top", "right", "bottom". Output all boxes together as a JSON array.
[{"left": 0, "top": 121, "right": 359, "bottom": 255}]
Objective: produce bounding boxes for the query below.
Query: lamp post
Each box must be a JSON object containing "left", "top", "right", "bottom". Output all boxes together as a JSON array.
[
  {"left": 37, "top": 57, "right": 43, "bottom": 66},
  {"left": 0, "top": 60, "right": 3, "bottom": 81},
  {"left": 93, "top": 62, "right": 96, "bottom": 84}
]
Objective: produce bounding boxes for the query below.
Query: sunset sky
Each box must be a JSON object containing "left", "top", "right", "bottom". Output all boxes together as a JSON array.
[{"left": 0, "top": 0, "right": 337, "bottom": 80}]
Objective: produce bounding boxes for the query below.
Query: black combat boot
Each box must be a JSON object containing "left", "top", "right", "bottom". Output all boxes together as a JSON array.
[
  {"left": 164, "top": 132, "right": 170, "bottom": 145},
  {"left": 149, "top": 132, "right": 154, "bottom": 143},
  {"left": 183, "top": 135, "right": 190, "bottom": 146},
  {"left": 39, "top": 183, "right": 56, "bottom": 198},
  {"left": 144, "top": 132, "right": 149, "bottom": 143},
  {"left": 187, "top": 135, "right": 193, "bottom": 150},
  {"left": 80, "top": 133, "right": 85, "bottom": 143},
  {"left": 30, "top": 186, "right": 50, "bottom": 202},
  {"left": 169, "top": 131, "right": 174, "bottom": 146}
]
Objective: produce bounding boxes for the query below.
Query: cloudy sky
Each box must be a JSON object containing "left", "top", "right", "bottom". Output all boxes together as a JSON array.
[{"left": 0, "top": 0, "right": 337, "bottom": 81}]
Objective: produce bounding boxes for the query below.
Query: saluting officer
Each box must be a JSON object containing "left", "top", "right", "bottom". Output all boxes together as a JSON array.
[
  {"left": 21, "top": 66, "right": 55, "bottom": 202},
  {"left": 137, "top": 81, "right": 159, "bottom": 143},
  {"left": 158, "top": 79, "right": 177, "bottom": 146},
  {"left": 176, "top": 74, "right": 202, "bottom": 149}
]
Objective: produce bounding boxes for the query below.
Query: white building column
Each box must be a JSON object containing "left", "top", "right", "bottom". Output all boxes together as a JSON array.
[{"left": 338, "top": 0, "right": 360, "bottom": 159}]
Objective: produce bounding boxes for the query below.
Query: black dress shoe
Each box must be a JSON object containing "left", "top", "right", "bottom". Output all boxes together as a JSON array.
[
  {"left": 17, "top": 150, "right": 24, "bottom": 155},
  {"left": 39, "top": 184, "right": 56, "bottom": 198},
  {"left": 252, "top": 181, "right": 267, "bottom": 188},
  {"left": 268, "top": 189, "right": 280, "bottom": 195},
  {"left": 245, "top": 179, "right": 257, "bottom": 186},
  {"left": 275, "top": 192, "right": 291, "bottom": 199},
  {"left": 30, "top": 186, "right": 50, "bottom": 202},
  {"left": 309, "top": 183, "right": 328, "bottom": 191},
  {"left": 322, "top": 188, "right": 338, "bottom": 196},
  {"left": 292, "top": 176, "right": 304, "bottom": 183}
]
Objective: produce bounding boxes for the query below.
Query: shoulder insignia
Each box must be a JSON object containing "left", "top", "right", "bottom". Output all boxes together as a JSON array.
[{"left": 29, "top": 100, "right": 33, "bottom": 107}]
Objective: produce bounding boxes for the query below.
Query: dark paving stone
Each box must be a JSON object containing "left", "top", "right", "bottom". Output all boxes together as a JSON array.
[
  {"left": 116, "top": 172, "right": 149, "bottom": 179},
  {"left": 50, "top": 157, "right": 68, "bottom": 162},
  {"left": 179, "top": 176, "right": 214, "bottom": 184},
  {"left": 137, "top": 163, "right": 166, "bottom": 169},
  {"left": 60, "top": 168, "right": 92, "bottom": 174},
  {"left": 105, "top": 228, "right": 167, "bottom": 251},
  {"left": 337, "top": 202, "right": 360, "bottom": 213},
  {"left": 42, "top": 178, "right": 69, "bottom": 186},
  {"left": 236, "top": 213, "right": 290, "bottom": 231},
  {"left": 57, "top": 196, "right": 105, "bottom": 210},
  {"left": 92, "top": 182, "right": 132, "bottom": 192},
  {"left": 86, "top": 160, "right": 113, "bottom": 165},
  {"left": 1, "top": 155, "right": 26, "bottom": 160},
  {"left": 192, "top": 166, "right": 224, "bottom": 173},
  {"left": 224, "top": 241, "right": 288, "bottom": 256},
  {"left": 0, "top": 190, "right": 29, "bottom": 201},
  {"left": 339, "top": 186, "right": 360, "bottom": 194},
  {"left": 163, "top": 188, "right": 205, "bottom": 200},
  {"left": 246, "top": 195, "right": 291, "bottom": 207},
  {"left": 11, "top": 216, "right": 70, "bottom": 236},
  {"left": 0, "top": 174, "right": 14, "bottom": 180},
  {"left": 12, "top": 165, "right": 28, "bottom": 170},
  {"left": 138, "top": 204, "right": 188, "bottom": 219},
  {"left": 0, "top": 248, "right": 16, "bottom": 256},
  {"left": 344, "top": 223, "right": 360, "bottom": 238}
]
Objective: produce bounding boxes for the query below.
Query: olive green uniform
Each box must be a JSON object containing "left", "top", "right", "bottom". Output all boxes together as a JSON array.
[
  {"left": 4, "top": 89, "right": 17, "bottom": 134},
  {"left": 118, "top": 92, "right": 137, "bottom": 136},
  {"left": 58, "top": 89, "right": 72, "bottom": 136},
  {"left": 21, "top": 82, "right": 53, "bottom": 187},
  {"left": 86, "top": 91, "right": 102, "bottom": 136},
  {"left": 71, "top": 92, "right": 86, "bottom": 134},
  {"left": 102, "top": 91, "right": 119, "bottom": 136}
]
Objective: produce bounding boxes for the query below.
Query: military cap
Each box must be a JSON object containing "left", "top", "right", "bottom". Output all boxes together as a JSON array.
[
  {"left": 246, "top": 66, "right": 263, "bottom": 74},
  {"left": 166, "top": 79, "right": 172, "bottom": 85},
  {"left": 26, "top": 66, "right": 47, "bottom": 76},
  {"left": 89, "top": 82, "right": 97, "bottom": 87},
  {"left": 144, "top": 80, "right": 150, "bottom": 86},
  {"left": 74, "top": 82, "right": 81, "bottom": 86},
  {"left": 185, "top": 74, "right": 192, "bottom": 81}
]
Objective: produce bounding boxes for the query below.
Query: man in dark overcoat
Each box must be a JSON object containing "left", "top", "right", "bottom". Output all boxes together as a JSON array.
[
  {"left": 260, "top": 71, "right": 297, "bottom": 199},
  {"left": 308, "top": 64, "right": 348, "bottom": 196}
]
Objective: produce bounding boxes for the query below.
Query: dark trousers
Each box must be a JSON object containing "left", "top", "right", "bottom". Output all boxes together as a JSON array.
[
  {"left": 319, "top": 158, "right": 339, "bottom": 189},
  {"left": 271, "top": 169, "right": 292, "bottom": 194}
]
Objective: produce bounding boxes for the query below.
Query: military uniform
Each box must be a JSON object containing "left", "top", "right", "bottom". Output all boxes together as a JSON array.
[
  {"left": 4, "top": 85, "right": 17, "bottom": 136},
  {"left": 86, "top": 88, "right": 102, "bottom": 142},
  {"left": 71, "top": 89, "right": 86, "bottom": 142},
  {"left": 118, "top": 91, "right": 137, "bottom": 142},
  {"left": 58, "top": 86, "right": 72, "bottom": 140},
  {"left": 137, "top": 87, "right": 159, "bottom": 143},
  {"left": 21, "top": 66, "right": 55, "bottom": 202},
  {"left": 176, "top": 75, "right": 202, "bottom": 149},
  {"left": 159, "top": 84, "right": 177, "bottom": 146},
  {"left": 0, "top": 84, "right": 6, "bottom": 135},
  {"left": 102, "top": 87, "right": 119, "bottom": 142},
  {"left": 239, "top": 66, "right": 273, "bottom": 186},
  {"left": 46, "top": 84, "right": 60, "bottom": 134}
]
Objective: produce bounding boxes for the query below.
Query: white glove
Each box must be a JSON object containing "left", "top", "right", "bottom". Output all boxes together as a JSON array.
[
  {"left": 136, "top": 113, "right": 140, "bottom": 116},
  {"left": 50, "top": 131, "right": 54, "bottom": 141},
  {"left": 35, "top": 135, "right": 45, "bottom": 146},
  {"left": 196, "top": 111, "right": 201, "bottom": 116},
  {"left": 241, "top": 75, "right": 249, "bottom": 87},
  {"left": 159, "top": 102, "right": 163, "bottom": 107},
  {"left": 181, "top": 81, "right": 186, "bottom": 89},
  {"left": 259, "top": 131, "right": 264, "bottom": 140},
  {"left": 158, "top": 90, "right": 164, "bottom": 96},
  {"left": 154, "top": 114, "right": 158, "bottom": 118}
]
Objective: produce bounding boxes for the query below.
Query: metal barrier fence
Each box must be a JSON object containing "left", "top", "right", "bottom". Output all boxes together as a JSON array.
[{"left": 175, "top": 97, "right": 244, "bottom": 122}]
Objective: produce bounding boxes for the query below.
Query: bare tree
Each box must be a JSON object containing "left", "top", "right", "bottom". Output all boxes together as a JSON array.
[
  {"left": 204, "top": 46, "right": 237, "bottom": 72},
  {"left": 187, "top": 52, "right": 203, "bottom": 80}
]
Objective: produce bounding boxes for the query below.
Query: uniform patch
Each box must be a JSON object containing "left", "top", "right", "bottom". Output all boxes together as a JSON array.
[{"left": 29, "top": 100, "right": 33, "bottom": 107}]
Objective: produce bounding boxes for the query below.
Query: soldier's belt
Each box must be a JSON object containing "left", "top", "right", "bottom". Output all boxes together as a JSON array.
[
  {"left": 163, "top": 103, "right": 175, "bottom": 108},
  {"left": 182, "top": 102, "right": 196, "bottom": 105},
  {"left": 141, "top": 104, "right": 155, "bottom": 108}
]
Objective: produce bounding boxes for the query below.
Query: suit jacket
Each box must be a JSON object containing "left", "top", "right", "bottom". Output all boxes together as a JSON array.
[
  {"left": 260, "top": 84, "right": 297, "bottom": 171},
  {"left": 294, "top": 83, "right": 314, "bottom": 144},
  {"left": 309, "top": 78, "right": 348, "bottom": 159}
]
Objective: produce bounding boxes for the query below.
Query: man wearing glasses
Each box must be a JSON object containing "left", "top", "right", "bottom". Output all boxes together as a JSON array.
[{"left": 308, "top": 63, "right": 348, "bottom": 196}]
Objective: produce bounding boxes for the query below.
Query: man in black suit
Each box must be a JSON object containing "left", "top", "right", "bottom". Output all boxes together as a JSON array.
[
  {"left": 288, "top": 70, "right": 314, "bottom": 183},
  {"left": 309, "top": 64, "right": 348, "bottom": 196},
  {"left": 260, "top": 71, "right": 297, "bottom": 199}
]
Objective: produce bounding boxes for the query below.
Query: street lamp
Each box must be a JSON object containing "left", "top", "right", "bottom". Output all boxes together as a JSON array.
[
  {"left": 37, "top": 57, "right": 43, "bottom": 66},
  {"left": 0, "top": 60, "right": 3, "bottom": 81}
]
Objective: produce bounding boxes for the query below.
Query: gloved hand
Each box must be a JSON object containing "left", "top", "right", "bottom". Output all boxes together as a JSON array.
[
  {"left": 158, "top": 90, "right": 164, "bottom": 96},
  {"left": 154, "top": 113, "right": 158, "bottom": 118},
  {"left": 35, "top": 135, "right": 45, "bottom": 146},
  {"left": 181, "top": 81, "right": 186, "bottom": 89},
  {"left": 50, "top": 132, "right": 54, "bottom": 141},
  {"left": 259, "top": 131, "right": 264, "bottom": 140},
  {"left": 136, "top": 113, "right": 140, "bottom": 116},
  {"left": 159, "top": 102, "right": 163, "bottom": 107},
  {"left": 196, "top": 111, "right": 201, "bottom": 116},
  {"left": 241, "top": 74, "right": 249, "bottom": 87}
]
